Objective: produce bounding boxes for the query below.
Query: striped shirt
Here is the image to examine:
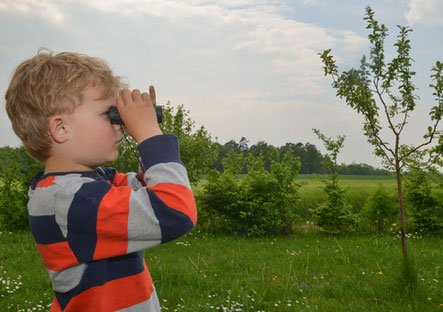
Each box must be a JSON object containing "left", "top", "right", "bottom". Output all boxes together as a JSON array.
[{"left": 27, "top": 134, "right": 197, "bottom": 311}]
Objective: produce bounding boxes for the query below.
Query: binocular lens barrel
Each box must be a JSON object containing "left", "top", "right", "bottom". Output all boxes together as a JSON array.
[{"left": 109, "top": 106, "right": 163, "bottom": 125}]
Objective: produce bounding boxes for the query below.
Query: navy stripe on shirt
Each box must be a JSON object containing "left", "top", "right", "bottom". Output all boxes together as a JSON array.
[
  {"left": 146, "top": 189, "right": 194, "bottom": 244},
  {"left": 97, "top": 167, "right": 117, "bottom": 182},
  {"left": 67, "top": 180, "right": 111, "bottom": 262},
  {"left": 29, "top": 215, "right": 66, "bottom": 245},
  {"left": 55, "top": 252, "right": 145, "bottom": 310},
  {"left": 138, "top": 134, "right": 183, "bottom": 169}
]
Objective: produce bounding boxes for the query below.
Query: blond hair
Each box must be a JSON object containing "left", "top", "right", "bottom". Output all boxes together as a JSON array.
[{"left": 5, "top": 49, "right": 125, "bottom": 162}]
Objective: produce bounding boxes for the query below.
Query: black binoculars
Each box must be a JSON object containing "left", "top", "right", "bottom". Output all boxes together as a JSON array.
[{"left": 108, "top": 105, "right": 163, "bottom": 125}]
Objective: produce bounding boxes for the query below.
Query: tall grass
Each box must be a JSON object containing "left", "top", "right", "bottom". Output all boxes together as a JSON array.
[{"left": 1, "top": 230, "right": 441, "bottom": 311}]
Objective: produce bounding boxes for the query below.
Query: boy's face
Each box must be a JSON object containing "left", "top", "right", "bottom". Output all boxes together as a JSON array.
[{"left": 63, "top": 84, "right": 122, "bottom": 170}]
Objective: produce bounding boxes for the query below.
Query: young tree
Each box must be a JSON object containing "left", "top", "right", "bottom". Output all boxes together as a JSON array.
[
  {"left": 319, "top": 7, "right": 442, "bottom": 260},
  {"left": 310, "top": 129, "right": 354, "bottom": 234}
]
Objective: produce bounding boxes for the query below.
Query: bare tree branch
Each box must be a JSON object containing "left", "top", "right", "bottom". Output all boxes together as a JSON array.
[
  {"left": 374, "top": 82, "right": 398, "bottom": 136},
  {"left": 398, "top": 108, "right": 409, "bottom": 135}
]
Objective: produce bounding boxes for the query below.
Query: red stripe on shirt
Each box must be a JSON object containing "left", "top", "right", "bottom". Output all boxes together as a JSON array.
[
  {"left": 50, "top": 297, "right": 62, "bottom": 312},
  {"left": 112, "top": 172, "right": 128, "bottom": 186},
  {"left": 148, "top": 183, "right": 197, "bottom": 225},
  {"left": 36, "top": 242, "right": 79, "bottom": 271},
  {"left": 93, "top": 187, "right": 131, "bottom": 260},
  {"left": 58, "top": 265, "right": 154, "bottom": 312},
  {"left": 37, "top": 176, "right": 56, "bottom": 188}
]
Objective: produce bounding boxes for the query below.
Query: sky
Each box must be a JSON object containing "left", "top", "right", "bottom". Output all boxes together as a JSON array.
[{"left": 0, "top": 0, "right": 442, "bottom": 169}]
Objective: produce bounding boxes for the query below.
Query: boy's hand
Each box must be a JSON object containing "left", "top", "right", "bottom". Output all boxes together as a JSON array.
[{"left": 116, "top": 85, "right": 163, "bottom": 144}]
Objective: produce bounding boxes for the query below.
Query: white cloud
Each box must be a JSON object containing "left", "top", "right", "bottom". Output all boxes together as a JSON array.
[
  {"left": 405, "top": 0, "right": 443, "bottom": 26},
  {"left": 0, "top": 0, "right": 64, "bottom": 24},
  {"left": 330, "top": 29, "right": 367, "bottom": 54},
  {"left": 77, "top": 0, "right": 365, "bottom": 92}
]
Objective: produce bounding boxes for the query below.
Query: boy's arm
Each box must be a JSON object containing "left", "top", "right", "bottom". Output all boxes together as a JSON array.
[
  {"left": 106, "top": 86, "right": 161, "bottom": 188},
  {"left": 81, "top": 87, "right": 196, "bottom": 261},
  {"left": 62, "top": 134, "right": 196, "bottom": 263}
]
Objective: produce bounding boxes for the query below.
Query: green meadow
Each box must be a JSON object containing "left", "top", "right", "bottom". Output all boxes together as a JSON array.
[
  {"left": 1, "top": 176, "right": 442, "bottom": 311},
  {"left": 1, "top": 231, "right": 442, "bottom": 311}
]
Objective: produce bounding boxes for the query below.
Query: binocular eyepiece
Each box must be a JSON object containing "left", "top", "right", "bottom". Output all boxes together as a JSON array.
[{"left": 108, "top": 105, "right": 163, "bottom": 125}]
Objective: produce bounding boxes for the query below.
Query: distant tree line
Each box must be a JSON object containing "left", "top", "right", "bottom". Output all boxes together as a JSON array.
[
  {"left": 212, "top": 137, "right": 392, "bottom": 176},
  {"left": 0, "top": 138, "right": 394, "bottom": 178}
]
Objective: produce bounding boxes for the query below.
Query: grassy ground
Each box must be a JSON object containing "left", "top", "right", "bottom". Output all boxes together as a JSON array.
[
  {"left": 1, "top": 230, "right": 441, "bottom": 311},
  {"left": 1, "top": 176, "right": 441, "bottom": 311}
]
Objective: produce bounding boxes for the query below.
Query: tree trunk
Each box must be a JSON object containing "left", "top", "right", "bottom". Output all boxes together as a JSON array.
[{"left": 396, "top": 168, "right": 408, "bottom": 261}]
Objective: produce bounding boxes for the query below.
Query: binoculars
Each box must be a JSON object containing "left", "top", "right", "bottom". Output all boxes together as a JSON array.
[{"left": 108, "top": 104, "right": 163, "bottom": 125}]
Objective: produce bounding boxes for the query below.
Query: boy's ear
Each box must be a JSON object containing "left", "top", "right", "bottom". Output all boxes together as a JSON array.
[{"left": 48, "top": 115, "right": 69, "bottom": 143}]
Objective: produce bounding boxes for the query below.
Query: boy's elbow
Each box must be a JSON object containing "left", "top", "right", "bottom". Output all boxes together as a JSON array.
[{"left": 160, "top": 212, "right": 196, "bottom": 243}]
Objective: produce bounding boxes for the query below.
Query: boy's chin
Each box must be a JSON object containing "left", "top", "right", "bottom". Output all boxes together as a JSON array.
[
  {"left": 94, "top": 153, "right": 119, "bottom": 168},
  {"left": 107, "top": 152, "right": 120, "bottom": 163}
]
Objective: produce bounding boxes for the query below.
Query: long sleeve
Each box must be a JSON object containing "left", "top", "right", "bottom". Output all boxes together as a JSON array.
[{"left": 87, "top": 134, "right": 197, "bottom": 260}]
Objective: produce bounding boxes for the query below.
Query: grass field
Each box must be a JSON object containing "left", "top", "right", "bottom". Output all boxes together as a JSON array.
[
  {"left": 296, "top": 174, "right": 396, "bottom": 180},
  {"left": 295, "top": 176, "right": 399, "bottom": 218},
  {"left": 1, "top": 230, "right": 442, "bottom": 311},
  {"left": 1, "top": 175, "right": 441, "bottom": 311}
]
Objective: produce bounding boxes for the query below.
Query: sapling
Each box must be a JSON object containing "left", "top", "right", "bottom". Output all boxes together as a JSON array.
[{"left": 319, "top": 6, "right": 442, "bottom": 263}]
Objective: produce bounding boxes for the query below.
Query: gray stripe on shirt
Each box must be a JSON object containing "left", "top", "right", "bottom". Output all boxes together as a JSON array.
[
  {"left": 47, "top": 263, "right": 87, "bottom": 293},
  {"left": 144, "top": 162, "right": 191, "bottom": 189},
  {"left": 126, "top": 188, "right": 162, "bottom": 254},
  {"left": 28, "top": 186, "right": 58, "bottom": 216},
  {"left": 126, "top": 172, "right": 143, "bottom": 190}
]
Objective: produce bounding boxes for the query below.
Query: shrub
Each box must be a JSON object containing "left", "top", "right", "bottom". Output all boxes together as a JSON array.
[
  {"left": 310, "top": 183, "right": 355, "bottom": 234},
  {"left": 404, "top": 169, "right": 442, "bottom": 234},
  {"left": 0, "top": 147, "right": 43, "bottom": 231},
  {"left": 361, "top": 184, "right": 397, "bottom": 234},
  {"left": 198, "top": 149, "right": 302, "bottom": 236},
  {"left": 196, "top": 156, "right": 243, "bottom": 235}
]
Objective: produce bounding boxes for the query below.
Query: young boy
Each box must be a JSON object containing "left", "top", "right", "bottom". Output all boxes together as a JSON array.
[{"left": 5, "top": 50, "right": 197, "bottom": 311}]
